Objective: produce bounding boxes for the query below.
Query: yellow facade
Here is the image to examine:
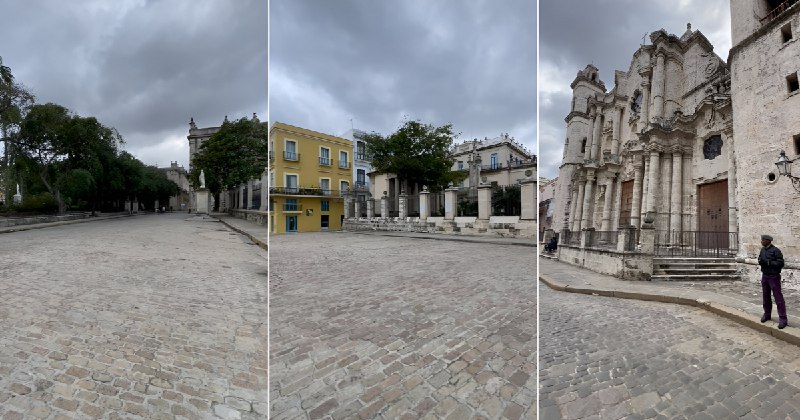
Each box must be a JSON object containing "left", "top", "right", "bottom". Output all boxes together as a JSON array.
[{"left": 269, "top": 122, "right": 352, "bottom": 233}]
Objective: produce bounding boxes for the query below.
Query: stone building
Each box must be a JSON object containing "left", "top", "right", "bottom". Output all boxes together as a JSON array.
[
  {"left": 539, "top": 177, "right": 557, "bottom": 242},
  {"left": 551, "top": 1, "right": 800, "bottom": 285},
  {"left": 450, "top": 134, "right": 536, "bottom": 190},
  {"left": 159, "top": 161, "right": 191, "bottom": 211}
]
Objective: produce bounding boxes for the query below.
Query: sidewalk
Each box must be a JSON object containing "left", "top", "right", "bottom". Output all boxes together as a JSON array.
[
  {"left": 539, "top": 256, "right": 800, "bottom": 346},
  {"left": 343, "top": 229, "right": 537, "bottom": 247},
  {"left": 213, "top": 213, "right": 268, "bottom": 250},
  {"left": 0, "top": 212, "right": 137, "bottom": 235}
]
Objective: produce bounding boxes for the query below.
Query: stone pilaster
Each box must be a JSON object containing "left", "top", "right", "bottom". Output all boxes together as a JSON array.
[
  {"left": 380, "top": 194, "right": 388, "bottom": 218},
  {"left": 344, "top": 194, "right": 352, "bottom": 219},
  {"left": 600, "top": 176, "right": 616, "bottom": 231},
  {"left": 651, "top": 52, "right": 666, "bottom": 122},
  {"left": 581, "top": 171, "right": 596, "bottom": 230},
  {"left": 611, "top": 107, "right": 622, "bottom": 157},
  {"left": 444, "top": 188, "right": 458, "bottom": 220},
  {"left": 670, "top": 151, "right": 683, "bottom": 234},
  {"left": 519, "top": 179, "right": 536, "bottom": 220},
  {"left": 586, "top": 111, "right": 596, "bottom": 161},
  {"left": 631, "top": 156, "right": 644, "bottom": 228},
  {"left": 398, "top": 193, "right": 407, "bottom": 219},
  {"left": 477, "top": 185, "right": 492, "bottom": 220},
  {"left": 419, "top": 188, "right": 430, "bottom": 220},
  {"left": 645, "top": 151, "right": 661, "bottom": 225},
  {"left": 591, "top": 113, "right": 603, "bottom": 161},
  {"left": 353, "top": 200, "right": 361, "bottom": 219},
  {"left": 260, "top": 172, "right": 268, "bottom": 211},
  {"left": 573, "top": 179, "right": 586, "bottom": 232},
  {"left": 366, "top": 199, "right": 374, "bottom": 219},
  {"left": 640, "top": 80, "right": 651, "bottom": 132}
]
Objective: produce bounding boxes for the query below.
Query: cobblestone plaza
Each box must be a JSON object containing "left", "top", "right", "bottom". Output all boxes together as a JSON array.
[
  {"left": 270, "top": 232, "right": 537, "bottom": 419},
  {"left": 0, "top": 215, "right": 267, "bottom": 419}
]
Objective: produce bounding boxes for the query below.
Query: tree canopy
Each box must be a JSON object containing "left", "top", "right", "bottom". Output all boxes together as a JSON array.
[
  {"left": 189, "top": 116, "right": 268, "bottom": 210},
  {"left": 364, "top": 120, "right": 463, "bottom": 192}
]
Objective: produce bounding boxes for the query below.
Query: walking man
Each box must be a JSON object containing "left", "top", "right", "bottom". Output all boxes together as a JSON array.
[{"left": 758, "top": 234, "right": 787, "bottom": 329}]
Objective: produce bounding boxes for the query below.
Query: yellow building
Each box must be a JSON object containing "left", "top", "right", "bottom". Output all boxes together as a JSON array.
[{"left": 268, "top": 122, "right": 352, "bottom": 233}]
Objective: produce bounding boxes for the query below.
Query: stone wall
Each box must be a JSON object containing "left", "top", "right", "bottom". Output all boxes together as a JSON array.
[
  {"left": 558, "top": 245, "right": 653, "bottom": 281},
  {"left": 0, "top": 213, "right": 92, "bottom": 228},
  {"left": 228, "top": 209, "right": 268, "bottom": 226},
  {"left": 343, "top": 215, "right": 536, "bottom": 238}
]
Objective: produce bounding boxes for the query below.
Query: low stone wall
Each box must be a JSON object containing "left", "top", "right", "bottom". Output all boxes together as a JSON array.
[
  {"left": 737, "top": 258, "right": 800, "bottom": 291},
  {"left": 228, "top": 209, "right": 268, "bottom": 226},
  {"left": 558, "top": 245, "right": 653, "bottom": 281},
  {"left": 0, "top": 213, "right": 91, "bottom": 228},
  {"left": 342, "top": 215, "right": 536, "bottom": 238}
]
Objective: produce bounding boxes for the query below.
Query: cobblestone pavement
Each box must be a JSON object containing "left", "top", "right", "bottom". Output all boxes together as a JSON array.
[
  {"left": 0, "top": 213, "right": 267, "bottom": 419},
  {"left": 540, "top": 287, "right": 800, "bottom": 420},
  {"left": 270, "top": 232, "right": 536, "bottom": 419}
]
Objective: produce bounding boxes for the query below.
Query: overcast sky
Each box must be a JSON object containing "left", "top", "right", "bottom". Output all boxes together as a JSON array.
[
  {"left": 0, "top": 0, "right": 267, "bottom": 169},
  {"left": 269, "top": 0, "right": 536, "bottom": 156},
  {"left": 539, "top": 0, "right": 731, "bottom": 179}
]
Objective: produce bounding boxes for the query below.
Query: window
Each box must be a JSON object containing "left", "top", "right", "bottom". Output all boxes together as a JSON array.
[
  {"left": 356, "top": 169, "right": 366, "bottom": 186},
  {"left": 581, "top": 138, "right": 587, "bottom": 154},
  {"left": 490, "top": 153, "right": 498, "bottom": 169},
  {"left": 356, "top": 141, "right": 366, "bottom": 160},
  {"left": 339, "top": 151, "right": 349, "bottom": 168},
  {"left": 457, "top": 161, "right": 464, "bottom": 170},
  {"left": 782, "top": 23, "right": 793, "bottom": 43},
  {"left": 285, "top": 174, "right": 298, "bottom": 193},
  {"left": 340, "top": 181, "right": 349, "bottom": 195},
  {"left": 319, "top": 147, "right": 331, "bottom": 165},
  {"left": 794, "top": 134, "right": 800, "bottom": 156},
  {"left": 285, "top": 199, "right": 299, "bottom": 211},
  {"left": 321, "top": 200, "right": 330, "bottom": 211},
  {"left": 787, "top": 72, "right": 799, "bottom": 94},
  {"left": 320, "top": 178, "right": 331, "bottom": 195},
  {"left": 284, "top": 140, "right": 298, "bottom": 160},
  {"left": 703, "top": 136, "right": 723, "bottom": 160}
]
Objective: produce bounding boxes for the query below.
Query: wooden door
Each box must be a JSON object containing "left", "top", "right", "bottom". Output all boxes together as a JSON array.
[
  {"left": 618, "top": 180, "right": 633, "bottom": 227},
  {"left": 697, "top": 180, "right": 729, "bottom": 249}
]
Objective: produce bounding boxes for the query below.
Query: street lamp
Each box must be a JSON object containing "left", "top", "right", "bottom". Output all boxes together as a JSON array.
[{"left": 775, "top": 150, "right": 800, "bottom": 192}]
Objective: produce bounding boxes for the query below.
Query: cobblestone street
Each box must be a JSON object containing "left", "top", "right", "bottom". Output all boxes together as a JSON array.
[
  {"left": 270, "top": 232, "right": 536, "bottom": 419},
  {"left": 540, "top": 287, "right": 800, "bottom": 419},
  {"left": 0, "top": 214, "right": 267, "bottom": 419}
]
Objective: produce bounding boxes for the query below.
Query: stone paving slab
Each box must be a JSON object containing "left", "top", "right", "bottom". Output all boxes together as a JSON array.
[
  {"left": 0, "top": 214, "right": 267, "bottom": 419},
  {"left": 271, "top": 232, "right": 536, "bottom": 419},
  {"left": 0, "top": 212, "right": 137, "bottom": 235},
  {"left": 540, "top": 257, "right": 800, "bottom": 347},
  {"left": 212, "top": 214, "right": 267, "bottom": 251}
]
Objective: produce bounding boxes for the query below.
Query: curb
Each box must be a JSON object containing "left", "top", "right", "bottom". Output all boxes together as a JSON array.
[
  {"left": 0, "top": 213, "right": 138, "bottom": 235},
  {"left": 215, "top": 217, "right": 268, "bottom": 251},
  {"left": 344, "top": 230, "right": 537, "bottom": 247},
  {"left": 539, "top": 274, "right": 800, "bottom": 347}
]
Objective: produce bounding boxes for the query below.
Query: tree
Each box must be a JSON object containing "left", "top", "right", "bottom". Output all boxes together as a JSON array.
[
  {"left": 189, "top": 117, "right": 268, "bottom": 211},
  {"left": 365, "top": 120, "right": 463, "bottom": 192},
  {"left": 0, "top": 56, "right": 35, "bottom": 204}
]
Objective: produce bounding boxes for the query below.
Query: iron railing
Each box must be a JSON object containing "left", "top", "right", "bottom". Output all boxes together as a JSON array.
[
  {"left": 284, "top": 151, "right": 300, "bottom": 161},
  {"left": 654, "top": 231, "right": 739, "bottom": 257},
  {"left": 562, "top": 230, "right": 581, "bottom": 246},
  {"left": 760, "top": 0, "right": 798, "bottom": 25},
  {"left": 319, "top": 157, "right": 332, "bottom": 166},
  {"left": 283, "top": 202, "right": 302, "bottom": 211},
  {"left": 271, "top": 187, "right": 337, "bottom": 196}
]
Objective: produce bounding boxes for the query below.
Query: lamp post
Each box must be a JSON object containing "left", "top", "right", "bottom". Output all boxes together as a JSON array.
[{"left": 775, "top": 150, "right": 800, "bottom": 192}]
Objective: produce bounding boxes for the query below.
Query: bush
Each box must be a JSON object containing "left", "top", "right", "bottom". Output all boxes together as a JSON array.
[{"left": 14, "top": 192, "right": 59, "bottom": 213}]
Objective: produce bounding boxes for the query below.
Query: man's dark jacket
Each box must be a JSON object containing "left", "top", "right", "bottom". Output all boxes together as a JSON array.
[{"left": 759, "top": 244, "right": 784, "bottom": 275}]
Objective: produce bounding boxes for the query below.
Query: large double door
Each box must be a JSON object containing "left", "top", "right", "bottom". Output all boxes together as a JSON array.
[{"left": 697, "top": 180, "right": 729, "bottom": 250}]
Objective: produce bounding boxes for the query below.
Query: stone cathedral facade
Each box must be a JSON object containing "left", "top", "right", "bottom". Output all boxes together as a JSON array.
[{"left": 552, "top": 1, "right": 800, "bottom": 285}]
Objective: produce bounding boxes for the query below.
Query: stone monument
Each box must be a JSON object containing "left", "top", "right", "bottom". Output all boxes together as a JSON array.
[
  {"left": 12, "top": 184, "right": 22, "bottom": 205},
  {"left": 195, "top": 170, "right": 209, "bottom": 214}
]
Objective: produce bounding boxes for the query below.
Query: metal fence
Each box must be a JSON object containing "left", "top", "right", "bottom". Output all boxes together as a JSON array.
[
  {"left": 654, "top": 231, "right": 739, "bottom": 257},
  {"left": 456, "top": 193, "right": 478, "bottom": 217},
  {"left": 491, "top": 185, "right": 521, "bottom": 216},
  {"left": 430, "top": 192, "right": 445, "bottom": 216}
]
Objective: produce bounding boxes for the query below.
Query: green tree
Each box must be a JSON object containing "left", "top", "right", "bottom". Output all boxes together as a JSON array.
[
  {"left": 365, "top": 120, "right": 463, "bottom": 192},
  {"left": 0, "top": 56, "right": 35, "bottom": 205},
  {"left": 189, "top": 117, "right": 268, "bottom": 211}
]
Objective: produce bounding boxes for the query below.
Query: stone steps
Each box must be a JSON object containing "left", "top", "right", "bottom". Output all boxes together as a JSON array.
[{"left": 652, "top": 257, "right": 740, "bottom": 281}]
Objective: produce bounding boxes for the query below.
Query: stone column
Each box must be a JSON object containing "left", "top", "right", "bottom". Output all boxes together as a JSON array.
[
  {"left": 477, "top": 185, "right": 492, "bottom": 220},
  {"left": 611, "top": 107, "right": 622, "bottom": 157},
  {"left": 247, "top": 179, "right": 254, "bottom": 209},
  {"left": 645, "top": 151, "right": 661, "bottom": 224},
  {"left": 444, "top": 188, "right": 458, "bottom": 220},
  {"left": 640, "top": 157, "right": 650, "bottom": 224},
  {"left": 419, "top": 188, "right": 430, "bottom": 220},
  {"left": 519, "top": 179, "right": 536, "bottom": 220},
  {"left": 573, "top": 179, "right": 586, "bottom": 232},
  {"left": 600, "top": 176, "right": 616, "bottom": 231},
  {"left": 670, "top": 151, "right": 683, "bottom": 235},
  {"left": 640, "top": 80, "right": 651, "bottom": 131},
  {"left": 581, "top": 170, "right": 596, "bottom": 230},
  {"left": 568, "top": 186, "right": 579, "bottom": 230},
  {"left": 238, "top": 184, "right": 245, "bottom": 209},
  {"left": 353, "top": 200, "right": 361, "bottom": 219},
  {"left": 380, "top": 193, "right": 388, "bottom": 218},
  {"left": 631, "top": 156, "right": 644, "bottom": 228},
  {"left": 344, "top": 194, "right": 352, "bottom": 219},
  {"left": 398, "top": 193, "right": 407, "bottom": 219},
  {"left": 366, "top": 199, "right": 374, "bottom": 219},
  {"left": 663, "top": 153, "right": 673, "bottom": 231},
  {"left": 591, "top": 113, "right": 603, "bottom": 161},
  {"left": 260, "top": 172, "right": 268, "bottom": 211},
  {"left": 651, "top": 53, "right": 666, "bottom": 122},
  {"left": 586, "top": 111, "right": 596, "bottom": 160},
  {"left": 727, "top": 139, "right": 738, "bottom": 236},
  {"left": 611, "top": 175, "right": 623, "bottom": 230}
]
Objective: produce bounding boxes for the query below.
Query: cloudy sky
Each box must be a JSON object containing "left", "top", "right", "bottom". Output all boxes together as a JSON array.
[
  {"left": 0, "top": 0, "right": 267, "bottom": 169},
  {"left": 269, "top": 0, "right": 536, "bottom": 156},
  {"left": 539, "top": 0, "right": 731, "bottom": 179}
]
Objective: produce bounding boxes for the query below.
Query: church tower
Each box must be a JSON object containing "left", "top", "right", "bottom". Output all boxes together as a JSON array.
[{"left": 551, "top": 65, "right": 607, "bottom": 232}]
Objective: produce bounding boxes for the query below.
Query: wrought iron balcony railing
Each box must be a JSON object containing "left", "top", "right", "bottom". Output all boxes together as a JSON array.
[
  {"left": 284, "top": 151, "right": 300, "bottom": 161},
  {"left": 319, "top": 157, "right": 332, "bottom": 166}
]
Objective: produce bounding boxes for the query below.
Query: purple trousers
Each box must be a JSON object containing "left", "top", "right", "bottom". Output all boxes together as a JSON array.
[{"left": 762, "top": 273, "right": 787, "bottom": 322}]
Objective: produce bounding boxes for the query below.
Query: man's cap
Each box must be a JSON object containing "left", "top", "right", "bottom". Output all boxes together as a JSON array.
[{"left": 762, "top": 234, "right": 773, "bottom": 241}]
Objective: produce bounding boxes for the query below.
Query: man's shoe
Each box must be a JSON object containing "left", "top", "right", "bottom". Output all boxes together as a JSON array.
[
  {"left": 779, "top": 321, "right": 788, "bottom": 329},
  {"left": 761, "top": 314, "right": 771, "bottom": 323}
]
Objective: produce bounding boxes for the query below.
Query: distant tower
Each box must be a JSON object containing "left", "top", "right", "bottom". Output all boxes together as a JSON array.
[{"left": 551, "top": 65, "right": 607, "bottom": 231}]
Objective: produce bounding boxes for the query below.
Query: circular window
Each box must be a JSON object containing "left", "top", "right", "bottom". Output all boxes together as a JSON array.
[{"left": 767, "top": 172, "right": 777, "bottom": 183}]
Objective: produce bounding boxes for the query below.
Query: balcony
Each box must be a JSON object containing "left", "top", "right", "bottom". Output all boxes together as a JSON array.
[
  {"left": 761, "top": 0, "right": 798, "bottom": 25},
  {"left": 356, "top": 153, "right": 368, "bottom": 161},
  {"left": 319, "top": 157, "right": 332, "bottom": 166},
  {"left": 284, "top": 151, "right": 300, "bottom": 161},
  {"left": 271, "top": 187, "right": 339, "bottom": 196},
  {"left": 481, "top": 163, "right": 504, "bottom": 171},
  {"left": 283, "top": 202, "right": 302, "bottom": 212},
  {"left": 339, "top": 161, "right": 350, "bottom": 169}
]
